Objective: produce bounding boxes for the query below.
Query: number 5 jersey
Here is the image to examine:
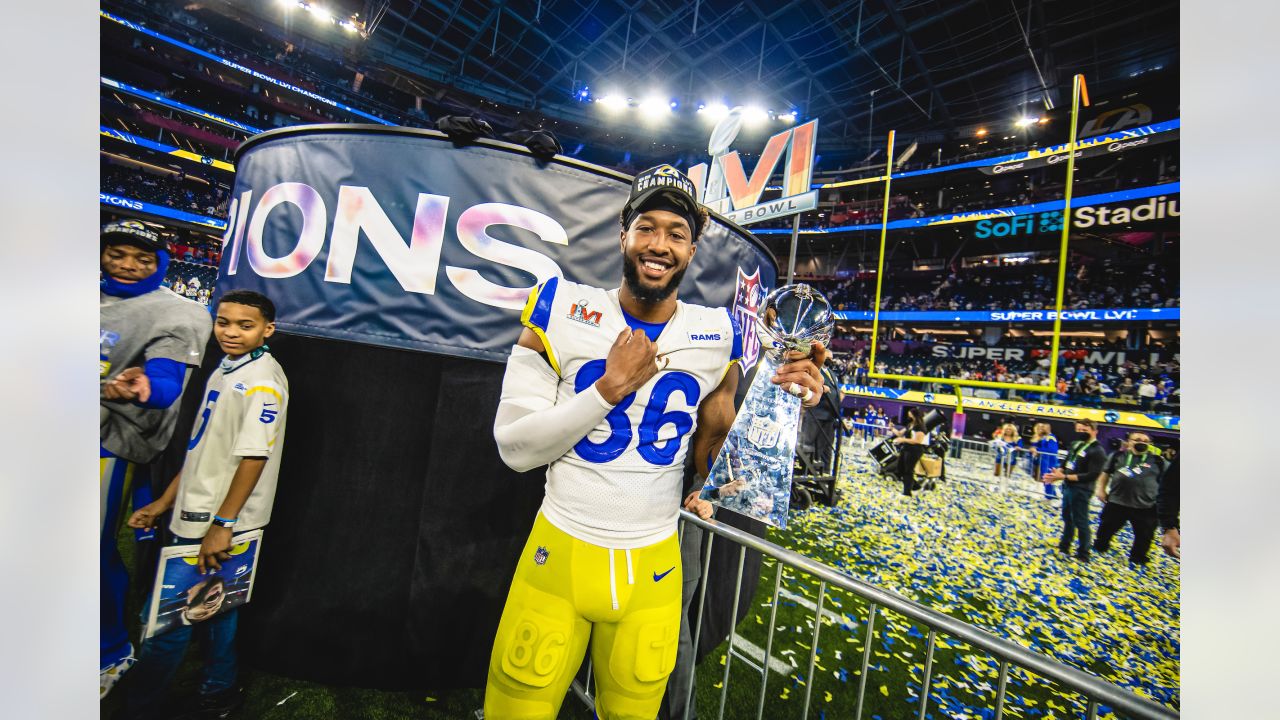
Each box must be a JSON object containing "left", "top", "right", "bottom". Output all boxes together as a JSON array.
[
  {"left": 520, "top": 277, "right": 742, "bottom": 548},
  {"left": 170, "top": 351, "right": 289, "bottom": 538}
]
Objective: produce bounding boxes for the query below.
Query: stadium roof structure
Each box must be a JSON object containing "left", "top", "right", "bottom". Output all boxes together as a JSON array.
[{"left": 355, "top": 0, "right": 1178, "bottom": 153}]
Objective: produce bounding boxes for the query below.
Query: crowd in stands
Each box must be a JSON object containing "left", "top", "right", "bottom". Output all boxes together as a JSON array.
[
  {"left": 162, "top": 261, "right": 218, "bottom": 305},
  {"left": 102, "top": 94, "right": 246, "bottom": 156},
  {"left": 814, "top": 256, "right": 1180, "bottom": 312},
  {"left": 102, "top": 159, "right": 230, "bottom": 217},
  {"left": 167, "top": 238, "right": 221, "bottom": 267},
  {"left": 828, "top": 338, "right": 1180, "bottom": 414}
]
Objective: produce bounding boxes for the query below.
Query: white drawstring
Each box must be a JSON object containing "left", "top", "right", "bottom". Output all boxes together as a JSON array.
[
  {"left": 625, "top": 549, "right": 634, "bottom": 585},
  {"left": 609, "top": 549, "right": 619, "bottom": 611}
]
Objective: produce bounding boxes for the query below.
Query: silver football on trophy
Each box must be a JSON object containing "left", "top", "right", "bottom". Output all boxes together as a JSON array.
[{"left": 754, "top": 283, "right": 835, "bottom": 358}]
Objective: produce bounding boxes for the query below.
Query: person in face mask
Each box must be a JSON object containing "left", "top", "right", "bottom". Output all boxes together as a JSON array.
[
  {"left": 1092, "top": 431, "right": 1167, "bottom": 565},
  {"left": 99, "top": 221, "right": 212, "bottom": 698},
  {"left": 1042, "top": 418, "right": 1108, "bottom": 562}
]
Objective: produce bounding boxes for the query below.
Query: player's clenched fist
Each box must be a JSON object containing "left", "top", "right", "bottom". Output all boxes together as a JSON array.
[{"left": 596, "top": 328, "right": 659, "bottom": 405}]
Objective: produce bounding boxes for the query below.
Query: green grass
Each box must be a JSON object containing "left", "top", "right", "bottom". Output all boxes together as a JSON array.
[{"left": 105, "top": 442, "right": 1178, "bottom": 719}]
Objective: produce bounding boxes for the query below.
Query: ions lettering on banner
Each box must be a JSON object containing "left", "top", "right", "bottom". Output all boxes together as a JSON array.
[{"left": 224, "top": 183, "right": 568, "bottom": 310}]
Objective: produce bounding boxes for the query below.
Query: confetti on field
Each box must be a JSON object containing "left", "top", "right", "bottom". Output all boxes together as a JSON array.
[{"left": 712, "top": 441, "right": 1180, "bottom": 719}]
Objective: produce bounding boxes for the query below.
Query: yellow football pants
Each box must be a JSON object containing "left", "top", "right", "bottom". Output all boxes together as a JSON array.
[{"left": 484, "top": 512, "right": 682, "bottom": 720}]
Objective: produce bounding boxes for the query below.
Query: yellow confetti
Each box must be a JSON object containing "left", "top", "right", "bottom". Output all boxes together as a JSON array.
[{"left": 879, "top": 685, "right": 888, "bottom": 696}]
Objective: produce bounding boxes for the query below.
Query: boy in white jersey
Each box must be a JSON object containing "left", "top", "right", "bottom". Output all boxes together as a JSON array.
[
  {"left": 486, "top": 165, "right": 828, "bottom": 719},
  {"left": 122, "top": 290, "right": 289, "bottom": 720}
]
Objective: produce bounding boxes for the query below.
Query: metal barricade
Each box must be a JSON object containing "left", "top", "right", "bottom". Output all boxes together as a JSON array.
[{"left": 566, "top": 510, "right": 1178, "bottom": 720}]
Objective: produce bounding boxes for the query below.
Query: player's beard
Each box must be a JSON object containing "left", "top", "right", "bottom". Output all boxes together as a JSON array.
[{"left": 622, "top": 253, "right": 687, "bottom": 305}]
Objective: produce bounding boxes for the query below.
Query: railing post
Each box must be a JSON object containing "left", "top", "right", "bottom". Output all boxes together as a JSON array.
[
  {"left": 799, "top": 581, "right": 827, "bottom": 719},
  {"left": 716, "top": 546, "right": 748, "bottom": 720},
  {"left": 755, "top": 562, "right": 785, "bottom": 720},
  {"left": 854, "top": 603, "right": 879, "bottom": 720}
]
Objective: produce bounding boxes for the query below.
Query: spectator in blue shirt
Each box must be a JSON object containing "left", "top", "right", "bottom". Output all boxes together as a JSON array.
[{"left": 1030, "top": 423, "right": 1060, "bottom": 499}]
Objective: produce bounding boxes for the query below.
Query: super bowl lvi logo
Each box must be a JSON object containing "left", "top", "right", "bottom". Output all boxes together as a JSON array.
[{"left": 733, "top": 266, "right": 765, "bottom": 376}]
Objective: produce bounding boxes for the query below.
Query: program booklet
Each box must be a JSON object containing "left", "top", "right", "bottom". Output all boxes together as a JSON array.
[{"left": 144, "top": 529, "right": 263, "bottom": 639}]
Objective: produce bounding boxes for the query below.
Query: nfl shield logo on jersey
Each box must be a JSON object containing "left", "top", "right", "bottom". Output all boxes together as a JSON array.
[
  {"left": 733, "top": 266, "right": 765, "bottom": 375},
  {"left": 534, "top": 546, "right": 549, "bottom": 565}
]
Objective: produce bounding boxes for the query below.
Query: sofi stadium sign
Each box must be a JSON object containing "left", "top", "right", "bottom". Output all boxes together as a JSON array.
[{"left": 974, "top": 194, "right": 1179, "bottom": 238}]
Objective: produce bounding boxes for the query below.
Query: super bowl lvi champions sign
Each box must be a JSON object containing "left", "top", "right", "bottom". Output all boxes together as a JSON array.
[{"left": 686, "top": 109, "right": 819, "bottom": 226}]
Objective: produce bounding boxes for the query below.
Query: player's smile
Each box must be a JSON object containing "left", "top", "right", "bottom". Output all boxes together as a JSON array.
[{"left": 639, "top": 254, "right": 674, "bottom": 279}]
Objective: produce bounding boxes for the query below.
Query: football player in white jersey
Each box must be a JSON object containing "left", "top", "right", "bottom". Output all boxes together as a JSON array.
[{"left": 485, "top": 165, "right": 827, "bottom": 720}]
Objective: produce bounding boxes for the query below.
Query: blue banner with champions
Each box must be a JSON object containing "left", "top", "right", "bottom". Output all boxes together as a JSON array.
[{"left": 214, "top": 127, "right": 777, "bottom": 364}]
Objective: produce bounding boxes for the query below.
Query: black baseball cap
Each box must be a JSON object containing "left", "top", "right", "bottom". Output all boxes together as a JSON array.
[
  {"left": 620, "top": 164, "right": 705, "bottom": 239},
  {"left": 101, "top": 220, "right": 164, "bottom": 253}
]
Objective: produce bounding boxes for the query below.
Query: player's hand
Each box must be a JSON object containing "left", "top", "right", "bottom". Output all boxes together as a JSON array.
[
  {"left": 683, "top": 491, "right": 714, "bottom": 521},
  {"left": 1042, "top": 468, "right": 1064, "bottom": 483},
  {"left": 596, "top": 328, "right": 659, "bottom": 405},
  {"left": 1160, "top": 528, "right": 1180, "bottom": 558},
  {"left": 127, "top": 499, "right": 171, "bottom": 530},
  {"left": 771, "top": 340, "right": 828, "bottom": 409},
  {"left": 198, "top": 526, "right": 234, "bottom": 575},
  {"left": 103, "top": 366, "right": 152, "bottom": 403},
  {"left": 717, "top": 478, "right": 748, "bottom": 498}
]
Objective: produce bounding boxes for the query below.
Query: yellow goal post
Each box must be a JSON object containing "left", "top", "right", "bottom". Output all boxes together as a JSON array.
[{"left": 864, "top": 74, "right": 1092, "bottom": 399}]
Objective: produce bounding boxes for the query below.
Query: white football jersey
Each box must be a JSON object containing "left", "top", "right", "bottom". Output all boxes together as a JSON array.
[
  {"left": 170, "top": 351, "right": 289, "bottom": 538},
  {"left": 521, "top": 277, "right": 742, "bottom": 548}
]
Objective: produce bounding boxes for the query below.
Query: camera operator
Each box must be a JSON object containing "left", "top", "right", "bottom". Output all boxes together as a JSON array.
[{"left": 892, "top": 407, "right": 929, "bottom": 497}]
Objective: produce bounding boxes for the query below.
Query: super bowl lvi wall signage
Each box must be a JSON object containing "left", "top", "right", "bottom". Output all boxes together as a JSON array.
[{"left": 687, "top": 108, "right": 819, "bottom": 226}]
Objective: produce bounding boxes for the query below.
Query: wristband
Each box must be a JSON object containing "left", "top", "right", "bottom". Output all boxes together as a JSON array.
[{"left": 212, "top": 515, "right": 237, "bottom": 528}]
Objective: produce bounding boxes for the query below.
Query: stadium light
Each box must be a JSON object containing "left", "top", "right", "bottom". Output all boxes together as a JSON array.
[
  {"left": 742, "top": 106, "right": 769, "bottom": 125},
  {"left": 596, "top": 94, "right": 628, "bottom": 112},
  {"left": 779, "top": 111, "right": 796, "bottom": 124},
  {"left": 310, "top": 6, "right": 334, "bottom": 23},
  {"left": 1015, "top": 116, "right": 1042, "bottom": 128},
  {"left": 975, "top": 128, "right": 988, "bottom": 137},
  {"left": 638, "top": 96, "right": 672, "bottom": 119},
  {"left": 698, "top": 102, "right": 729, "bottom": 121}
]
